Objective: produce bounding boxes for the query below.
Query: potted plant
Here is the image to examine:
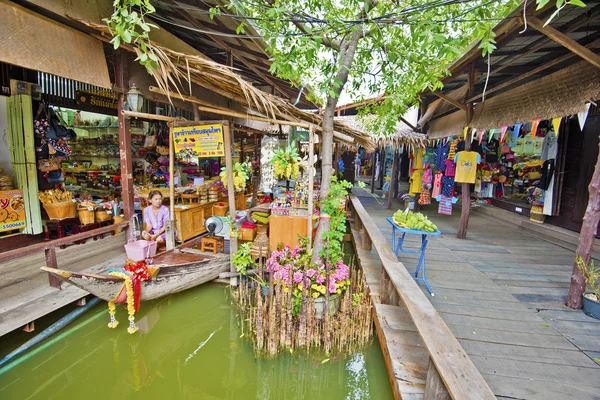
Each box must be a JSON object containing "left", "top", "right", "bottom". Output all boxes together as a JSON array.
[{"left": 576, "top": 255, "right": 600, "bottom": 319}]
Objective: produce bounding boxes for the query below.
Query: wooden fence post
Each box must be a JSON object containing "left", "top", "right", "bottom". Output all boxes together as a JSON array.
[
  {"left": 361, "top": 226, "right": 371, "bottom": 251},
  {"left": 45, "top": 246, "right": 61, "bottom": 289}
]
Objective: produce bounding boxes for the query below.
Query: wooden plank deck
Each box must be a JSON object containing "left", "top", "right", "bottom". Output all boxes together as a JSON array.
[
  {"left": 352, "top": 185, "right": 600, "bottom": 399},
  {"left": 0, "top": 233, "right": 127, "bottom": 337}
]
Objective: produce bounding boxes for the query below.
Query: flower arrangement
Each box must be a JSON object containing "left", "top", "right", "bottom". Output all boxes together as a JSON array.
[
  {"left": 220, "top": 162, "right": 249, "bottom": 191},
  {"left": 264, "top": 238, "right": 350, "bottom": 315},
  {"left": 271, "top": 144, "right": 301, "bottom": 180}
]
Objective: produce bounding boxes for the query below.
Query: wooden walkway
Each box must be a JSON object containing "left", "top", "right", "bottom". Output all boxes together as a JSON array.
[{"left": 352, "top": 186, "right": 600, "bottom": 399}]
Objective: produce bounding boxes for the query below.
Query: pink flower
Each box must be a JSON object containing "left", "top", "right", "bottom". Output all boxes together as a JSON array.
[
  {"left": 328, "top": 281, "right": 337, "bottom": 294},
  {"left": 290, "top": 246, "right": 301, "bottom": 257},
  {"left": 306, "top": 268, "right": 318, "bottom": 278},
  {"left": 293, "top": 271, "right": 303, "bottom": 283},
  {"left": 316, "top": 274, "right": 325, "bottom": 285}
]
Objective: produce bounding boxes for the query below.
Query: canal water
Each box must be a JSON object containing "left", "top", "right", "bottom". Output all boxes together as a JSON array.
[{"left": 0, "top": 283, "right": 393, "bottom": 399}]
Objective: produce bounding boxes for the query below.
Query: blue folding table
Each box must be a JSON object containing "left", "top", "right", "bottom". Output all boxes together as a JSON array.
[{"left": 386, "top": 217, "right": 441, "bottom": 296}]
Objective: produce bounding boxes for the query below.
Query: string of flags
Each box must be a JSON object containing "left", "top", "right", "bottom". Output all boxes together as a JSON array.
[{"left": 453, "top": 102, "right": 591, "bottom": 145}]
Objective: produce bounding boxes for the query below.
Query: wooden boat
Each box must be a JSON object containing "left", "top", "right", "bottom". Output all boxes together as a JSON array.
[{"left": 41, "top": 248, "right": 230, "bottom": 302}]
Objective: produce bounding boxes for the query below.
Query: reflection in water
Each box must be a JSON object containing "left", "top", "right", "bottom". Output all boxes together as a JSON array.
[{"left": 0, "top": 284, "right": 393, "bottom": 400}]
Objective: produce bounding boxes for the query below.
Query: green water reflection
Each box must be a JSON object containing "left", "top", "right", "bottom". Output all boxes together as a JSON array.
[{"left": 1, "top": 284, "right": 392, "bottom": 399}]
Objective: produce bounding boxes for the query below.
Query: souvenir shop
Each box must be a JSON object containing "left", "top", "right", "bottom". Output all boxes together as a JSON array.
[{"left": 414, "top": 104, "right": 599, "bottom": 234}]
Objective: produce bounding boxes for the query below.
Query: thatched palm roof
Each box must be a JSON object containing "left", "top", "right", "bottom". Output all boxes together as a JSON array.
[
  {"left": 77, "top": 19, "right": 375, "bottom": 151},
  {"left": 336, "top": 115, "right": 428, "bottom": 149}
]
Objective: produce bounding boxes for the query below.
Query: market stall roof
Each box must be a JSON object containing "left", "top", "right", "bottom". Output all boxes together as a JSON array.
[
  {"left": 149, "top": 0, "right": 314, "bottom": 109},
  {"left": 0, "top": 1, "right": 110, "bottom": 89},
  {"left": 421, "top": 0, "right": 600, "bottom": 136},
  {"left": 77, "top": 19, "right": 376, "bottom": 152},
  {"left": 337, "top": 115, "right": 429, "bottom": 149}
]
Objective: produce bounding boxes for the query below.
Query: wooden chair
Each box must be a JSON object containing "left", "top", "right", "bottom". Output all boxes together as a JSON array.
[{"left": 201, "top": 236, "right": 225, "bottom": 254}]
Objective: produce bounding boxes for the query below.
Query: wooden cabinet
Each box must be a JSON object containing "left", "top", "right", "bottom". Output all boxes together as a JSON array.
[
  {"left": 174, "top": 202, "right": 221, "bottom": 242},
  {"left": 268, "top": 215, "right": 309, "bottom": 251}
]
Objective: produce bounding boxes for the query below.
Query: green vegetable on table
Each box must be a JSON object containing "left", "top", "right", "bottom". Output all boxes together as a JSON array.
[{"left": 392, "top": 210, "right": 438, "bottom": 233}]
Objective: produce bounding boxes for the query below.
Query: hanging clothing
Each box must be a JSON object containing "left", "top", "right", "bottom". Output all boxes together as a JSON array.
[
  {"left": 436, "top": 142, "right": 450, "bottom": 171},
  {"left": 537, "top": 159, "right": 555, "bottom": 190},
  {"left": 444, "top": 160, "right": 456, "bottom": 177},
  {"left": 418, "top": 189, "right": 431, "bottom": 205},
  {"left": 484, "top": 139, "right": 499, "bottom": 163},
  {"left": 412, "top": 148, "right": 424, "bottom": 170},
  {"left": 447, "top": 139, "right": 459, "bottom": 160},
  {"left": 441, "top": 176, "right": 455, "bottom": 197},
  {"left": 454, "top": 151, "right": 481, "bottom": 184},
  {"left": 423, "top": 147, "right": 436, "bottom": 165},
  {"left": 432, "top": 173, "right": 443, "bottom": 198},
  {"left": 541, "top": 131, "right": 558, "bottom": 160},
  {"left": 436, "top": 195, "right": 458, "bottom": 215},
  {"left": 422, "top": 167, "right": 433, "bottom": 186},
  {"left": 409, "top": 170, "right": 423, "bottom": 196}
]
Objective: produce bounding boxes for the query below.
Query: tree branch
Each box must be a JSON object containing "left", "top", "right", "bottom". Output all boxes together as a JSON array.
[{"left": 291, "top": 20, "right": 342, "bottom": 50}]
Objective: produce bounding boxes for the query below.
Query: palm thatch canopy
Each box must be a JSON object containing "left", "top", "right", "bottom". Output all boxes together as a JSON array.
[
  {"left": 77, "top": 19, "right": 375, "bottom": 151},
  {"left": 337, "top": 115, "right": 428, "bottom": 149}
]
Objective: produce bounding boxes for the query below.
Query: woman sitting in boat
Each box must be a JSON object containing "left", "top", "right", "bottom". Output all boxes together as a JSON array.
[{"left": 142, "top": 190, "right": 170, "bottom": 245}]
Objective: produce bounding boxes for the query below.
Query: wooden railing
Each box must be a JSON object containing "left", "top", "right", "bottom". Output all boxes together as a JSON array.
[
  {"left": 0, "top": 222, "right": 129, "bottom": 289},
  {"left": 349, "top": 195, "right": 495, "bottom": 400}
]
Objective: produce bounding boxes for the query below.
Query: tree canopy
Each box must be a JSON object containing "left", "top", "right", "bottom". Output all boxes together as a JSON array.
[{"left": 213, "top": 0, "right": 522, "bottom": 133}]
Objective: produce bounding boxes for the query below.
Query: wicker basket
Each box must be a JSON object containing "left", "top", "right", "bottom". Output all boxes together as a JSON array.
[
  {"left": 95, "top": 210, "right": 113, "bottom": 223},
  {"left": 213, "top": 203, "right": 228, "bottom": 217},
  {"left": 44, "top": 201, "right": 76, "bottom": 220},
  {"left": 77, "top": 207, "right": 95, "bottom": 225},
  {"left": 113, "top": 215, "right": 125, "bottom": 233}
]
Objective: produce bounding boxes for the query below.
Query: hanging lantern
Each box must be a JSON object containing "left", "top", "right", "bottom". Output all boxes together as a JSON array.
[{"left": 127, "top": 83, "right": 144, "bottom": 112}]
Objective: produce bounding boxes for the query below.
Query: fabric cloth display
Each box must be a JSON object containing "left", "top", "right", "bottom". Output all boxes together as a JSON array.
[
  {"left": 411, "top": 148, "right": 424, "bottom": 170},
  {"left": 537, "top": 159, "right": 555, "bottom": 190},
  {"left": 418, "top": 189, "right": 431, "bottom": 205},
  {"left": 541, "top": 131, "right": 558, "bottom": 160},
  {"left": 454, "top": 151, "right": 481, "bottom": 184},
  {"left": 447, "top": 139, "right": 459, "bottom": 160},
  {"left": 436, "top": 195, "right": 458, "bottom": 215},
  {"left": 483, "top": 139, "right": 499, "bottom": 163},
  {"left": 423, "top": 147, "right": 436, "bottom": 165},
  {"left": 441, "top": 176, "right": 455, "bottom": 197}
]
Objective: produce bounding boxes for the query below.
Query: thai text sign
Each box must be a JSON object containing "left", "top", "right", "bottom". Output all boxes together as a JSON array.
[
  {"left": 173, "top": 124, "right": 225, "bottom": 158},
  {"left": 0, "top": 190, "right": 26, "bottom": 232}
]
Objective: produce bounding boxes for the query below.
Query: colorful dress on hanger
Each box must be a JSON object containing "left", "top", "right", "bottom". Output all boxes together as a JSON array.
[{"left": 432, "top": 173, "right": 443, "bottom": 198}]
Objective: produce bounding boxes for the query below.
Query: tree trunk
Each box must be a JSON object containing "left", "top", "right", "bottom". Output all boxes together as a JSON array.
[
  {"left": 312, "top": 30, "right": 362, "bottom": 263},
  {"left": 567, "top": 140, "right": 600, "bottom": 308}
]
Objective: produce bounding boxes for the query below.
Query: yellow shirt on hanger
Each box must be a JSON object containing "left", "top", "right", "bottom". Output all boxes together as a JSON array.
[
  {"left": 412, "top": 148, "right": 424, "bottom": 170},
  {"left": 409, "top": 170, "right": 423, "bottom": 195},
  {"left": 454, "top": 151, "right": 481, "bottom": 184}
]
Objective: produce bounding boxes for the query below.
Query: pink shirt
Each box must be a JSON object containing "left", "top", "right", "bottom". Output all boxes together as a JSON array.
[
  {"left": 444, "top": 160, "right": 456, "bottom": 177},
  {"left": 432, "top": 173, "right": 443, "bottom": 198}
]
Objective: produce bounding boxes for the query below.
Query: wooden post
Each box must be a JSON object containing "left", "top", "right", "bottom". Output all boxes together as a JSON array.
[
  {"left": 115, "top": 51, "right": 134, "bottom": 240},
  {"left": 307, "top": 125, "right": 315, "bottom": 249},
  {"left": 567, "top": 140, "right": 600, "bottom": 308},
  {"left": 334, "top": 142, "right": 342, "bottom": 177},
  {"left": 45, "top": 246, "right": 61, "bottom": 289},
  {"left": 424, "top": 358, "right": 451, "bottom": 400},
  {"left": 457, "top": 64, "right": 477, "bottom": 239},
  {"left": 379, "top": 267, "right": 400, "bottom": 306},
  {"left": 166, "top": 122, "right": 176, "bottom": 251},
  {"left": 379, "top": 148, "right": 386, "bottom": 189},
  {"left": 387, "top": 150, "right": 398, "bottom": 209},
  {"left": 371, "top": 149, "right": 378, "bottom": 193},
  {"left": 223, "top": 121, "right": 238, "bottom": 284},
  {"left": 361, "top": 226, "right": 371, "bottom": 251}
]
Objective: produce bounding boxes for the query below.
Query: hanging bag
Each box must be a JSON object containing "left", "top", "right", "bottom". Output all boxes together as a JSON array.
[
  {"left": 47, "top": 108, "right": 77, "bottom": 140},
  {"left": 37, "top": 157, "right": 64, "bottom": 172}
]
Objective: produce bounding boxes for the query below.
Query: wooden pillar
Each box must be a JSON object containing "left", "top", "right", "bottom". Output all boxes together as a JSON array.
[
  {"left": 371, "top": 149, "right": 378, "bottom": 193},
  {"left": 379, "top": 267, "right": 399, "bottom": 306},
  {"left": 166, "top": 121, "right": 176, "bottom": 251},
  {"left": 116, "top": 51, "right": 134, "bottom": 240},
  {"left": 361, "top": 226, "right": 371, "bottom": 251},
  {"left": 45, "top": 246, "right": 61, "bottom": 289},
  {"left": 334, "top": 143, "right": 342, "bottom": 176},
  {"left": 567, "top": 140, "right": 600, "bottom": 308},
  {"left": 424, "top": 358, "right": 451, "bottom": 400},
  {"left": 457, "top": 64, "right": 477, "bottom": 239},
  {"left": 307, "top": 125, "right": 315, "bottom": 249},
  {"left": 223, "top": 121, "right": 238, "bottom": 284},
  {"left": 387, "top": 150, "right": 399, "bottom": 209},
  {"left": 379, "top": 148, "right": 386, "bottom": 189}
]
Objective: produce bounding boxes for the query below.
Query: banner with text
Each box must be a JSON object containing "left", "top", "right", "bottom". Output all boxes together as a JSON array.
[
  {"left": 0, "top": 190, "right": 27, "bottom": 232},
  {"left": 173, "top": 124, "right": 225, "bottom": 158}
]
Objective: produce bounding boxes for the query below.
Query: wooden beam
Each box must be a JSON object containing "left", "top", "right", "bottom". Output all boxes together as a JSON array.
[
  {"left": 223, "top": 121, "right": 238, "bottom": 284},
  {"left": 527, "top": 16, "right": 600, "bottom": 69},
  {"left": 307, "top": 125, "right": 315, "bottom": 249},
  {"left": 387, "top": 150, "right": 398, "bottom": 210},
  {"left": 45, "top": 247, "right": 61, "bottom": 289},
  {"left": 400, "top": 116, "right": 417, "bottom": 131},
  {"left": 431, "top": 91, "right": 467, "bottom": 112},
  {"left": 424, "top": 358, "right": 451, "bottom": 400},
  {"left": 166, "top": 121, "right": 175, "bottom": 251},
  {"left": 121, "top": 110, "right": 176, "bottom": 121},
  {"left": 467, "top": 39, "right": 600, "bottom": 103}
]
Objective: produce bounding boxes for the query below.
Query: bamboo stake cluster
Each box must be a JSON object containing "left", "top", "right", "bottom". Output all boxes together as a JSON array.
[{"left": 233, "top": 254, "right": 373, "bottom": 358}]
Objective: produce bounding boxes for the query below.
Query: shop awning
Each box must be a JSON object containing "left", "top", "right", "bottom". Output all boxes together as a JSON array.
[
  {"left": 337, "top": 115, "right": 429, "bottom": 149},
  {"left": 0, "top": 1, "right": 111, "bottom": 89},
  {"left": 417, "top": 84, "right": 468, "bottom": 129},
  {"left": 426, "top": 110, "right": 467, "bottom": 139},
  {"left": 470, "top": 61, "right": 600, "bottom": 131}
]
